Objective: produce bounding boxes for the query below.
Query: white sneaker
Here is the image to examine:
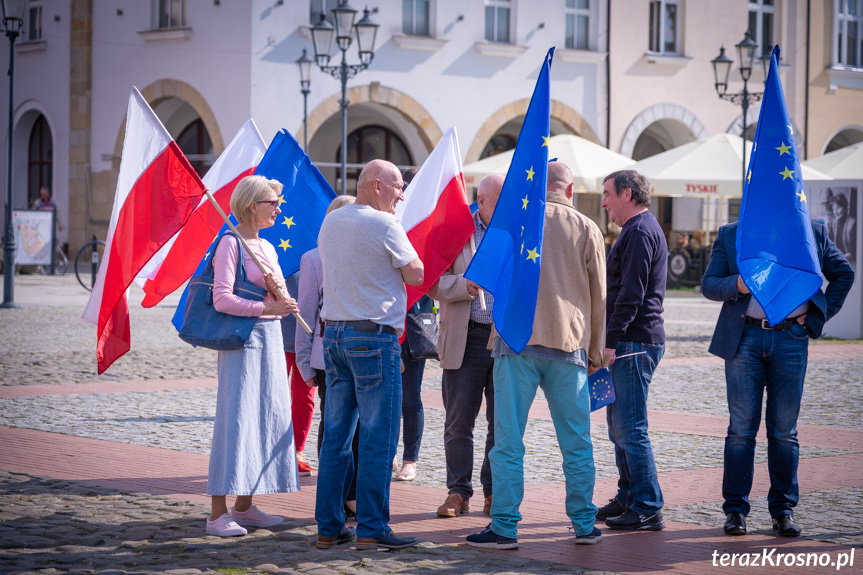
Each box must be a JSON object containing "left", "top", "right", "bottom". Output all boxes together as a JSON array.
[
  {"left": 230, "top": 505, "right": 284, "bottom": 528},
  {"left": 206, "top": 513, "right": 247, "bottom": 537}
]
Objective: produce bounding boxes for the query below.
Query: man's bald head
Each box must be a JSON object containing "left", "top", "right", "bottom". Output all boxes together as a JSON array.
[
  {"left": 356, "top": 159, "right": 404, "bottom": 214},
  {"left": 546, "top": 161, "right": 574, "bottom": 199},
  {"left": 477, "top": 173, "right": 505, "bottom": 226}
]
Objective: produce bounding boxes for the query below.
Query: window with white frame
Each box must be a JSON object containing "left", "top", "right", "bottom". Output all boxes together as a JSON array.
[
  {"left": 27, "top": 0, "right": 42, "bottom": 41},
  {"left": 748, "top": 0, "right": 775, "bottom": 58},
  {"left": 648, "top": 0, "right": 679, "bottom": 54},
  {"left": 158, "top": 0, "right": 184, "bottom": 28},
  {"left": 403, "top": 0, "right": 430, "bottom": 36},
  {"left": 310, "top": 0, "right": 340, "bottom": 25},
  {"left": 837, "top": 0, "right": 863, "bottom": 67},
  {"left": 485, "top": 0, "right": 511, "bottom": 44},
  {"left": 565, "top": 0, "right": 590, "bottom": 51}
]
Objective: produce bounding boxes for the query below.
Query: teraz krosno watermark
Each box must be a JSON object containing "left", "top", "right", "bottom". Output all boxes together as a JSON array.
[{"left": 712, "top": 548, "right": 855, "bottom": 570}]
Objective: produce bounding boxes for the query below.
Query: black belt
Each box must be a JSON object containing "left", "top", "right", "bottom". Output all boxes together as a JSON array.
[
  {"left": 744, "top": 316, "right": 801, "bottom": 331},
  {"left": 326, "top": 320, "right": 397, "bottom": 335},
  {"left": 468, "top": 320, "right": 493, "bottom": 331}
]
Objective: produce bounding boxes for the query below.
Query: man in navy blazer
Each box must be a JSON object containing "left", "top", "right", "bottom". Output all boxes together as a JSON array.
[{"left": 702, "top": 221, "right": 853, "bottom": 538}]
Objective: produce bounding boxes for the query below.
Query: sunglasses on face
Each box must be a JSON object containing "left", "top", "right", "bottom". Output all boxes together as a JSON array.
[{"left": 256, "top": 200, "right": 279, "bottom": 208}]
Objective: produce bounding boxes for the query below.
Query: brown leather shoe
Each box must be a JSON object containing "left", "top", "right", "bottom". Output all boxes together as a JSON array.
[
  {"left": 483, "top": 494, "right": 493, "bottom": 515},
  {"left": 436, "top": 493, "right": 469, "bottom": 517}
]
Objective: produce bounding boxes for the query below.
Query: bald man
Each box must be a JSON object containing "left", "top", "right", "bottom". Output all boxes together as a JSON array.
[
  {"left": 429, "top": 174, "right": 503, "bottom": 519},
  {"left": 466, "top": 162, "right": 606, "bottom": 549},
  {"left": 315, "top": 159, "right": 423, "bottom": 551}
]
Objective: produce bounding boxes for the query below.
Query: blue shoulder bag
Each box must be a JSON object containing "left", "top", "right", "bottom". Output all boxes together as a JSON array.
[{"left": 179, "top": 232, "right": 269, "bottom": 350}]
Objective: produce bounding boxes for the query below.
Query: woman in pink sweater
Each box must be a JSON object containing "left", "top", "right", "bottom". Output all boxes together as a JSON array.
[{"left": 205, "top": 175, "right": 301, "bottom": 537}]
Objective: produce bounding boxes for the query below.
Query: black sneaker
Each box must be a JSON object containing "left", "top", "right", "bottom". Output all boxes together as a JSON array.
[
  {"left": 595, "top": 498, "right": 627, "bottom": 521},
  {"left": 575, "top": 526, "right": 602, "bottom": 545},
  {"left": 772, "top": 515, "right": 801, "bottom": 537},
  {"left": 605, "top": 508, "right": 665, "bottom": 531},
  {"left": 465, "top": 524, "right": 519, "bottom": 550},
  {"left": 723, "top": 512, "right": 747, "bottom": 536}
]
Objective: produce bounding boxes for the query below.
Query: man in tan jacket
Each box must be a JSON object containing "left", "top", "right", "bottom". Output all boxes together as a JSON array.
[
  {"left": 466, "top": 161, "right": 606, "bottom": 550},
  {"left": 428, "top": 173, "right": 504, "bottom": 518}
]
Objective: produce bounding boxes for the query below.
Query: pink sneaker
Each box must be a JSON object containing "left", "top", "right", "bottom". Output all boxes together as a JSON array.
[
  {"left": 206, "top": 513, "right": 247, "bottom": 537},
  {"left": 230, "top": 505, "right": 284, "bottom": 528}
]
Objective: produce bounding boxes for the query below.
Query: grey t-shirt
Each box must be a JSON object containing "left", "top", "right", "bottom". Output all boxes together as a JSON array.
[{"left": 318, "top": 204, "right": 418, "bottom": 335}]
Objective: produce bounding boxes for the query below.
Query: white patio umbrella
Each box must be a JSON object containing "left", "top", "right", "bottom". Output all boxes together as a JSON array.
[
  {"left": 803, "top": 142, "right": 863, "bottom": 179},
  {"left": 630, "top": 133, "right": 832, "bottom": 197},
  {"left": 463, "top": 134, "right": 635, "bottom": 193}
]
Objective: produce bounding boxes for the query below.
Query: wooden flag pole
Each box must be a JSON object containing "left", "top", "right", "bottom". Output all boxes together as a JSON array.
[
  {"left": 203, "top": 188, "right": 313, "bottom": 335},
  {"left": 469, "top": 234, "right": 487, "bottom": 311}
]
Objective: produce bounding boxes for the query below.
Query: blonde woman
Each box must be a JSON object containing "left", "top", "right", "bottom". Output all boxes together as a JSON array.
[{"left": 206, "top": 175, "right": 300, "bottom": 537}]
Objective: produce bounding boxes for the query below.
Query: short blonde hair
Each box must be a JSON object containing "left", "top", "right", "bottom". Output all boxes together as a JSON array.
[
  {"left": 230, "top": 175, "right": 284, "bottom": 224},
  {"left": 325, "top": 194, "right": 355, "bottom": 216}
]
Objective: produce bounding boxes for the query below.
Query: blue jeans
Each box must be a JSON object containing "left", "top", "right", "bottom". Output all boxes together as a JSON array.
[
  {"left": 606, "top": 341, "right": 665, "bottom": 515},
  {"left": 490, "top": 354, "right": 596, "bottom": 538},
  {"left": 315, "top": 324, "right": 401, "bottom": 540},
  {"left": 441, "top": 327, "right": 495, "bottom": 500},
  {"left": 401, "top": 347, "right": 426, "bottom": 462},
  {"left": 723, "top": 323, "right": 808, "bottom": 518}
]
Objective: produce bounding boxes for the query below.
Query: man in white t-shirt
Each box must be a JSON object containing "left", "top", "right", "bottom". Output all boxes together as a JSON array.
[{"left": 315, "top": 159, "right": 424, "bottom": 551}]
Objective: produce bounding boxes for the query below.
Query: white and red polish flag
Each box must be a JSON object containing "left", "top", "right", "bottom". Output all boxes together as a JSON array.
[
  {"left": 134, "top": 119, "right": 266, "bottom": 307},
  {"left": 83, "top": 87, "right": 206, "bottom": 374},
  {"left": 395, "top": 126, "right": 475, "bottom": 309}
]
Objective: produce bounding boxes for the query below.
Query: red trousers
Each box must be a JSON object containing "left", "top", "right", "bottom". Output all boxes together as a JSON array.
[{"left": 285, "top": 352, "right": 316, "bottom": 453}]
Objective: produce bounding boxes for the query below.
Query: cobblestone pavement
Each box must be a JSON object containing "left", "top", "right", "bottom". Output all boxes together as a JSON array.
[
  {"left": 1, "top": 275, "right": 862, "bottom": 573},
  {"left": 0, "top": 471, "right": 610, "bottom": 575}
]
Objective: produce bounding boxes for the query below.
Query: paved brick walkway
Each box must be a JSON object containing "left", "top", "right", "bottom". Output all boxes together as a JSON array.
[{"left": 3, "top": 374, "right": 861, "bottom": 574}]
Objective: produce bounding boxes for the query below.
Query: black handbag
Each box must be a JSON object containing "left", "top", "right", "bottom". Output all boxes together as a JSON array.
[
  {"left": 178, "top": 232, "right": 269, "bottom": 350},
  {"left": 404, "top": 311, "right": 439, "bottom": 361}
]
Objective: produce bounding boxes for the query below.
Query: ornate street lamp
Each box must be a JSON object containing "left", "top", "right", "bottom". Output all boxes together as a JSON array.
[
  {"left": 712, "top": 32, "right": 764, "bottom": 187},
  {"left": 1, "top": 0, "right": 26, "bottom": 308},
  {"left": 296, "top": 48, "right": 313, "bottom": 152},
  {"left": 309, "top": 1, "right": 379, "bottom": 194}
]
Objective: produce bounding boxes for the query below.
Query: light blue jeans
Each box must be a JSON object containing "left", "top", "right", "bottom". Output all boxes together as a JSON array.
[
  {"left": 489, "top": 354, "right": 596, "bottom": 538},
  {"left": 606, "top": 341, "right": 665, "bottom": 515},
  {"left": 315, "top": 324, "right": 402, "bottom": 540}
]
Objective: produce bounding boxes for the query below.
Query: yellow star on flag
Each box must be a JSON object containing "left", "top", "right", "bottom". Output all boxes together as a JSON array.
[
  {"left": 526, "top": 166, "right": 535, "bottom": 181},
  {"left": 748, "top": 169, "right": 752, "bottom": 183},
  {"left": 520, "top": 242, "right": 524, "bottom": 254},
  {"left": 521, "top": 195, "right": 529, "bottom": 210},
  {"left": 776, "top": 142, "right": 791, "bottom": 156},
  {"left": 203, "top": 251, "right": 210, "bottom": 261},
  {"left": 780, "top": 167, "right": 794, "bottom": 180},
  {"left": 278, "top": 238, "right": 292, "bottom": 251},
  {"left": 754, "top": 142, "right": 757, "bottom": 152},
  {"left": 796, "top": 189, "right": 807, "bottom": 203},
  {"left": 526, "top": 247, "right": 540, "bottom": 263},
  {"left": 788, "top": 125, "right": 794, "bottom": 135},
  {"left": 282, "top": 216, "right": 295, "bottom": 229},
  {"left": 277, "top": 195, "right": 286, "bottom": 207},
  {"left": 542, "top": 136, "right": 549, "bottom": 147}
]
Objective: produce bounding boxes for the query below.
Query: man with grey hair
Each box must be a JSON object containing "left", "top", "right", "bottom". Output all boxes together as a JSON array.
[
  {"left": 466, "top": 161, "right": 606, "bottom": 549},
  {"left": 429, "top": 173, "right": 503, "bottom": 518},
  {"left": 597, "top": 169, "right": 668, "bottom": 531},
  {"left": 315, "top": 159, "right": 423, "bottom": 551}
]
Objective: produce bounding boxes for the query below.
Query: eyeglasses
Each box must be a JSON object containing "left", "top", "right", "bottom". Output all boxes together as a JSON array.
[{"left": 256, "top": 200, "right": 279, "bottom": 208}]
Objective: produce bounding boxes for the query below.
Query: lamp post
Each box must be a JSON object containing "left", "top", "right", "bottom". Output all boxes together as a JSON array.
[
  {"left": 1, "top": 0, "right": 25, "bottom": 309},
  {"left": 711, "top": 32, "right": 764, "bottom": 187},
  {"left": 296, "top": 48, "right": 313, "bottom": 153},
  {"left": 309, "top": 1, "right": 378, "bottom": 194}
]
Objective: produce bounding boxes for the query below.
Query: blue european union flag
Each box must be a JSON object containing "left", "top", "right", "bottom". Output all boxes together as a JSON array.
[
  {"left": 737, "top": 45, "right": 821, "bottom": 326},
  {"left": 171, "top": 130, "right": 336, "bottom": 332},
  {"left": 588, "top": 367, "right": 616, "bottom": 412},
  {"left": 464, "top": 48, "right": 553, "bottom": 353}
]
